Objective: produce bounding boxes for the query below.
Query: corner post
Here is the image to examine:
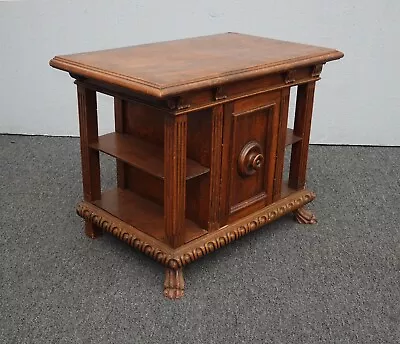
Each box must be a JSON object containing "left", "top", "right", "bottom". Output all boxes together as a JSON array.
[
  {"left": 76, "top": 83, "right": 102, "bottom": 238},
  {"left": 273, "top": 87, "right": 290, "bottom": 200},
  {"left": 114, "top": 97, "right": 128, "bottom": 188},
  {"left": 288, "top": 81, "right": 316, "bottom": 190},
  {"left": 164, "top": 113, "right": 188, "bottom": 248}
]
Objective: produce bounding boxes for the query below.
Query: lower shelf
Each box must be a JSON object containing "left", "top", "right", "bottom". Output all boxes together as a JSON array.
[
  {"left": 92, "top": 188, "right": 207, "bottom": 245},
  {"left": 281, "top": 181, "right": 298, "bottom": 198}
]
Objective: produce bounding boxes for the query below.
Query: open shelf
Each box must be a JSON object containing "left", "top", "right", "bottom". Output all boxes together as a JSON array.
[
  {"left": 92, "top": 188, "right": 207, "bottom": 245},
  {"left": 285, "top": 128, "right": 302, "bottom": 146},
  {"left": 90, "top": 133, "right": 210, "bottom": 180}
]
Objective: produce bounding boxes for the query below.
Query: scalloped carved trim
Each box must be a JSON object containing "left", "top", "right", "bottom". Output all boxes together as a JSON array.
[
  {"left": 76, "top": 203, "right": 177, "bottom": 268},
  {"left": 173, "top": 191, "right": 316, "bottom": 268},
  {"left": 76, "top": 190, "right": 315, "bottom": 270}
]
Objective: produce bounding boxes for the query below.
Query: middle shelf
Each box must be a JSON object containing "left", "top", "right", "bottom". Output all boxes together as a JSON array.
[
  {"left": 285, "top": 128, "right": 302, "bottom": 146},
  {"left": 90, "top": 132, "right": 210, "bottom": 180}
]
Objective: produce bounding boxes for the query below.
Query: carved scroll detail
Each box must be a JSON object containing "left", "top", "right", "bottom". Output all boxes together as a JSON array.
[{"left": 166, "top": 97, "right": 190, "bottom": 110}]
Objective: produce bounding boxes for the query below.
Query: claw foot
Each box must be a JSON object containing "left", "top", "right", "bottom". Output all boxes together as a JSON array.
[
  {"left": 163, "top": 268, "right": 184, "bottom": 300},
  {"left": 294, "top": 207, "right": 317, "bottom": 224}
]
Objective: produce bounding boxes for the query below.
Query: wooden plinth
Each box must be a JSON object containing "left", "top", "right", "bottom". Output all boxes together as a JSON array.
[{"left": 76, "top": 188, "right": 315, "bottom": 269}]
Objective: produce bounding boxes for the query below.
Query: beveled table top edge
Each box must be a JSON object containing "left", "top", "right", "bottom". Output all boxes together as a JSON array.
[{"left": 49, "top": 34, "right": 344, "bottom": 98}]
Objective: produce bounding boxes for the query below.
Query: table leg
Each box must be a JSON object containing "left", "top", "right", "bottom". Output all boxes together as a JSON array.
[
  {"left": 288, "top": 82, "right": 317, "bottom": 224},
  {"left": 273, "top": 87, "right": 290, "bottom": 201},
  {"left": 77, "top": 84, "right": 102, "bottom": 238}
]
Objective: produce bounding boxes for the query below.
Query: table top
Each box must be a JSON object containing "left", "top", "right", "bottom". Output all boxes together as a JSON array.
[{"left": 50, "top": 32, "right": 343, "bottom": 98}]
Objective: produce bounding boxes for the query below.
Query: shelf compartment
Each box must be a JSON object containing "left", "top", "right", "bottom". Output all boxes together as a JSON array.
[
  {"left": 93, "top": 188, "right": 207, "bottom": 245},
  {"left": 281, "top": 181, "right": 298, "bottom": 198},
  {"left": 285, "top": 128, "right": 302, "bottom": 146},
  {"left": 90, "top": 133, "right": 210, "bottom": 180}
]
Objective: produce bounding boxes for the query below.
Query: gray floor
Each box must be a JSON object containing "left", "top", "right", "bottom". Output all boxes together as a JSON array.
[{"left": 0, "top": 134, "right": 399, "bottom": 344}]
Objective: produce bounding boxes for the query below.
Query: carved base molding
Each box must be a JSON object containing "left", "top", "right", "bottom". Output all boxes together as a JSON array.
[{"left": 76, "top": 189, "right": 316, "bottom": 270}]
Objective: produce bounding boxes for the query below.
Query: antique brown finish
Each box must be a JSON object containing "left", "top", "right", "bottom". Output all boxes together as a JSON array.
[
  {"left": 164, "top": 268, "right": 185, "bottom": 299},
  {"left": 90, "top": 132, "right": 209, "bottom": 180},
  {"left": 294, "top": 206, "right": 318, "bottom": 224},
  {"left": 289, "top": 82, "right": 316, "bottom": 190},
  {"left": 50, "top": 33, "right": 343, "bottom": 299},
  {"left": 51, "top": 33, "right": 342, "bottom": 97},
  {"left": 237, "top": 141, "right": 264, "bottom": 177},
  {"left": 77, "top": 84, "right": 102, "bottom": 238},
  {"left": 114, "top": 97, "right": 127, "bottom": 188},
  {"left": 76, "top": 189, "right": 316, "bottom": 268}
]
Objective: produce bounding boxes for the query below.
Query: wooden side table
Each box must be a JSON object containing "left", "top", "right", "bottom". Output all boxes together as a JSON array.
[{"left": 50, "top": 33, "right": 343, "bottom": 299}]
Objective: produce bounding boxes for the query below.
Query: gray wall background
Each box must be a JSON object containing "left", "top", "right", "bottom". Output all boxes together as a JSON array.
[{"left": 0, "top": 0, "right": 399, "bottom": 145}]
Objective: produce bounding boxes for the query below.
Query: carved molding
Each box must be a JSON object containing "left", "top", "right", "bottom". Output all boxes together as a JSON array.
[
  {"left": 284, "top": 69, "right": 296, "bottom": 84},
  {"left": 173, "top": 191, "right": 315, "bottom": 268},
  {"left": 311, "top": 64, "right": 323, "bottom": 77},
  {"left": 213, "top": 87, "right": 228, "bottom": 101},
  {"left": 166, "top": 97, "right": 191, "bottom": 110},
  {"left": 76, "top": 203, "right": 176, "bottom": 267},
  {"left": 77, "top": 190, "right": 316, "bottom": 270},
  {"left": 70, "top": 73, "right": 87, "bottom": 81}
]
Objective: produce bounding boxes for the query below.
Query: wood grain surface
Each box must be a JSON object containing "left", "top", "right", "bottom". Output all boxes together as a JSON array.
[{"left": 50, "top": 33, "right": 343, "bottom": 97}]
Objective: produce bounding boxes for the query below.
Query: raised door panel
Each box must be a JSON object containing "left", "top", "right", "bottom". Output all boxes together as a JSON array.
[{"left": 221, "top": 91, "right": 280, "bottom": 224}]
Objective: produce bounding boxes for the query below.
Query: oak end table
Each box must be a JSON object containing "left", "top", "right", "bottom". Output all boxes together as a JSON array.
[{"left": 50, "top": 33, "right": 343, "bottom": 299}]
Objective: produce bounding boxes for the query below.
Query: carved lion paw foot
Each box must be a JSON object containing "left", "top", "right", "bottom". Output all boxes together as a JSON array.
[
  {"left": 294, "top": 207, "right": 317, "bottom": 224},
  {"left": 163, "top": 268, "right": 184, "bottom": 300}
]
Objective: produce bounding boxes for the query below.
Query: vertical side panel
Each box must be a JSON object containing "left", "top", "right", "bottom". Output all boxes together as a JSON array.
[
  {"left": 76, "top": 84, "right": 102, "bottom": 238},
  {"left": 273, "top": 87, "right": 290, "bottom": 201},
  {"left": 289, "top": 82, "right": 316, "bottom": 190},
  {"left": 124, "top": 100, "right": 165, "bottom": 146},
  {"left": 124, "top": 100, "right": 165, "bottom": 203},
  {"left": 164, "top": 114, "right": 187, "bottom": 248}
]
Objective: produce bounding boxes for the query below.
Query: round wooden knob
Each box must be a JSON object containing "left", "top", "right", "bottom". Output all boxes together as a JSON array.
[
  {"left": 250, "top": 153, "right": 264, "bottom": 170},
  {"left": 238, "top": 141, "right": 264, "bottom": 177}
]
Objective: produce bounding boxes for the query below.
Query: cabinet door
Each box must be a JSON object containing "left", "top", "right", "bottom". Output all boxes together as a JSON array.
[{"left": 220, "top": 91, "right": 280, "bottom": 224}]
